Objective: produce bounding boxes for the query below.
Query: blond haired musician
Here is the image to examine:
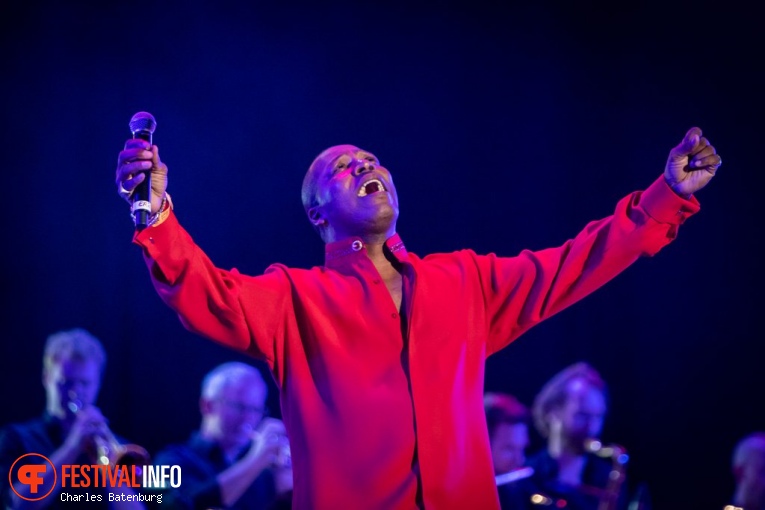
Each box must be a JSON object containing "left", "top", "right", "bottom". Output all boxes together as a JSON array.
[
  {"left": 526, "top": 362, "right": 631, "bottom": 510},
  {"left": 0, "top": 328, "right": 146, "bottom": 510}
]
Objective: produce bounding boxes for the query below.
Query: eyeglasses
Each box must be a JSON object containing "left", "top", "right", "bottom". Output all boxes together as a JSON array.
[{"left": 218, "top": 399, "right": 268, "bottom": 416}]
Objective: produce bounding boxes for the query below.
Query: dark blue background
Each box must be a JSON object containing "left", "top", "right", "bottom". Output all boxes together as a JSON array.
[{"left": 1, "top": 1, "right": 762, "bottom": 507}]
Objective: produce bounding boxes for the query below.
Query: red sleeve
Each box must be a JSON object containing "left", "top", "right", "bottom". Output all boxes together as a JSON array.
[
  {"left": 479, "top": 176, "right": 700, "bottom": 355},
  {"left": 132, "top": 211, "right": 292, "bottom": 373}
]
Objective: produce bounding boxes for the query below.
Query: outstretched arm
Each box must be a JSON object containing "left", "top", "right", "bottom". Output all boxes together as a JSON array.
[
  {"left": 113, "top": 138, "right": 292, "bottom": 375},
  {"left": 481, "top": 127, "right": 721, "bottom": 353}
]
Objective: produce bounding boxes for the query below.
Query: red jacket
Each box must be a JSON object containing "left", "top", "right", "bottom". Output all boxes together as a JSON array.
[{"left": 135, "top": 177, "right": 698, "bottom": 510}]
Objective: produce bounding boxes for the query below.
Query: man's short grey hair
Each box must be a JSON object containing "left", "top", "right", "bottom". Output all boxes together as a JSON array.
[
  {"left": 201, "top": 361, "right": 266, "bottom": 400},
  {"left": 732, "top": 431, "right": 765, "bottom": 471},
  {"left": 43, "top": 328, "right": 106, "bottom": 373}
]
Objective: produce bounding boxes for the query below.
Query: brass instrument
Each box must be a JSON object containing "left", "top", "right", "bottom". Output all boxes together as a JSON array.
[
  {"left": 496, "top": 441, "right": 628, "bottom": 508},
  {"left": 495, "top": 466, "right": 534, "bottom": 486},
  {"left": 584, "top": 438, "right": 629, "bottom": 510},
  {"left": 495, "top": 467, "right": 571, "bottom": 507},
  {"left": 67, "top": 395, "right": 150, "bottom": 467}
]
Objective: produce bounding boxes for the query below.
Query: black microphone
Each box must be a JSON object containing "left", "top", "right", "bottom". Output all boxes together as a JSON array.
[{"left": 128, "top": 112, "right": 157, "bottom": 230}]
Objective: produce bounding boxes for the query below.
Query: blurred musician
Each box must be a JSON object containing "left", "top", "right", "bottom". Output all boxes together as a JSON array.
[
  {"left": 0, "top": 328, "right": 146, "bottom": 509},
  {"left": 484, "top": 392, "right": 536, "bottom": 508},
  {"left": 526, "top": 362, "right": 630, "bottom": 510},
  {"left": 728, "top": 432, "right": 765, "bottom": 510},
  {"left": 149, "top": 362, "right": 292, "bottom": 510}
]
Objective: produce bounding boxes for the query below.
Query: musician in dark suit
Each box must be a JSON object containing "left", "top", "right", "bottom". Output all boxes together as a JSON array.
[{"left": 484, "top": 392, "right": 537, "bottom": 508}]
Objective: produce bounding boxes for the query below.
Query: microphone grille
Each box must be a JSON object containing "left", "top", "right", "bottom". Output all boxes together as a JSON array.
[{"left": 129, "top": 111, "right": 157, "bottom": 134}]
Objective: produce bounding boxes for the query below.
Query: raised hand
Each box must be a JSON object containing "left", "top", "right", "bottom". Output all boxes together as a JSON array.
[
  {"left": 115, "top": 139, "right": 168, "bottom": 214},
  {"left": 664, "top": 127, "right": 722, "bottom": 197}
]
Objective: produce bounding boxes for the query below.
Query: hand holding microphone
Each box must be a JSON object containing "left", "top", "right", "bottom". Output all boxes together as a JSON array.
[{"left": 115, "top": 112, "right": 168, "bottom": 230}]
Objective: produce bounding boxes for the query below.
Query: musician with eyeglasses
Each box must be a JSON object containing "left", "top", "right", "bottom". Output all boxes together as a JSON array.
[
  {"left": 0, "top": 328, "right": 147, "bottom": 509},
  {"left": 147, "top": 362, "right": 292, "bottom": 510}
]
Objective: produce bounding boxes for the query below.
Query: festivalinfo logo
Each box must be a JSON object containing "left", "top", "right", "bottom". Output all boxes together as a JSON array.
[{"left": 9, "top": 453, "right": 180, "bottom": 504}]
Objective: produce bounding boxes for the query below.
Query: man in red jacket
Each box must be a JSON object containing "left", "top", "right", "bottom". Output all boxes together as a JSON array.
[{"left": 115, "top": 127, "right": 720, "bottom": 510}]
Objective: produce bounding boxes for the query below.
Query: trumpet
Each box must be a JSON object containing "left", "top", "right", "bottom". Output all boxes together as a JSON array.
[
  {"left": 494, "top": 467, "right": 571, "bottom": 508},
  {"left": 67, "top": 395, "right": 150, "bottom": 468}
]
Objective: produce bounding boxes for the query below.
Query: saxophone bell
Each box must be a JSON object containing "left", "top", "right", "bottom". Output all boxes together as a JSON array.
[{"left": 583, "top": 438, "right": 629, "bottom": 510}]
